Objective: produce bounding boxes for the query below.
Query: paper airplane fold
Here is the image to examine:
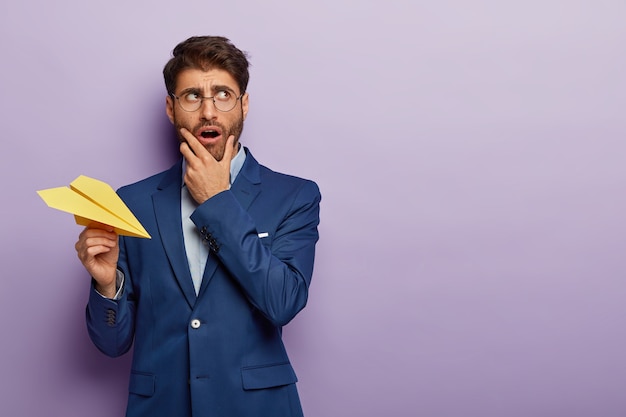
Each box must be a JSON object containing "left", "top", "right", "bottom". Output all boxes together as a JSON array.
[{"left": 37, "top": 175, "right": 151, "bottom": 239}]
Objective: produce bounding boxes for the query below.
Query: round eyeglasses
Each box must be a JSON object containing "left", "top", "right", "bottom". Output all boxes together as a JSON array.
[{"left": 170, "top": 89, "right": 243, "bottom": 112}]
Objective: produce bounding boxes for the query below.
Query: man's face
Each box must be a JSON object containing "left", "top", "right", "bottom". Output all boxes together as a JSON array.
[{"left": 166, "top": 68, "right": 249, "bottom": 161}]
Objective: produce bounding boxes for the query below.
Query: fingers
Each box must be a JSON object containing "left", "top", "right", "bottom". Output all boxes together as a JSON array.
[
  {"left": 178, "top": 128, "right": 234, "bottom": 203},
  {"left": 76, "top": 226, "right": 118, "bottom": 258},
  {"left": 77, "top": 223, "right": 117, "bottom": 243},
  {"left": 178, "top": 128, "right": 235, "bottom": 164},
  {"left": 76, "top": 225, "right": 120, "bottom": 288},
  {"left": 222, "top": 135, "right": 236, "bottom": 162},
  {"left": 179, "top": 128, "right": 205, "bottom": 160},
  {"left": 83, "top": 221, "right": 115, "bottom": 233}
]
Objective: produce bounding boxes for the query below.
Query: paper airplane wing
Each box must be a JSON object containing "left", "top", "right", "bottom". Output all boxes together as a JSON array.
[
  {"left": 37, "top": 176, "right": 151, "bottom": 239},
  {"left": 69, "top": 175, "right": 150, "bottom": 238}
]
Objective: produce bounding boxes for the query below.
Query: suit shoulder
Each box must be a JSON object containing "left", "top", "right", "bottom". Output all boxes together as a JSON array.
[
  {"left": 259, "top": 164, "right": 320, "bottom": 198},
  {"left": 116, "top": 167, "right": 175, "bottom": 201}
]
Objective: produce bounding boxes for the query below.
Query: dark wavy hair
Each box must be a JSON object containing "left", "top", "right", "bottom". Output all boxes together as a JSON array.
[{"left": 163, "top": 36, "right": 250, "bottom": 96}]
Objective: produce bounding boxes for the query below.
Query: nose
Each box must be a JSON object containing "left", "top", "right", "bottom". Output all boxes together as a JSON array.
[{"left": 199, "top": 97, "right": 217, "bottom": 120}]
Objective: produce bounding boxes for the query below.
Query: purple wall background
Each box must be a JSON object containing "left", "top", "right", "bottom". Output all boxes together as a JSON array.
[{"left": 1, "top": 1, "right": 625, "bottom": 416}]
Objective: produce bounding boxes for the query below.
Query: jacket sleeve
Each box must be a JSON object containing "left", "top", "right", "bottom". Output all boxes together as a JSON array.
[
  {"left": 85, "top": 237, "right": 136, "bottom": 357},
  {"left": 190, "top": 180, "right": 321, "bottom": 327}
]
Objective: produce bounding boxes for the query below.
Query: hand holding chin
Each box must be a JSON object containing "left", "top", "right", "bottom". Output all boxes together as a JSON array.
[{"left": 179, "top": 128, "right": 235, "bottom": 204}]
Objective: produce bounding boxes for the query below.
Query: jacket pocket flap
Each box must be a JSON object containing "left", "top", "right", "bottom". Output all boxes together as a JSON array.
[
  {"left": 241, "top": 362, "right": 298, "bottom": 390},
  {"left": 129, "top": 371, "right": 155, "bottom": 397}
]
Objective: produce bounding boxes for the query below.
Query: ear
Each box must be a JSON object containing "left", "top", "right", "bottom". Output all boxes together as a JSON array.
[
  {"left": 165, "top": 95, "right": 175, "bottom": 124},
  {"left": 241, "top": 93, "right": 249, "bottom": 120}
]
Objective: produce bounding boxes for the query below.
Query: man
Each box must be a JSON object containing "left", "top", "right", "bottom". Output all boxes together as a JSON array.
[{"left": 75, "top": 36, "right": 321, "bottom": 417}]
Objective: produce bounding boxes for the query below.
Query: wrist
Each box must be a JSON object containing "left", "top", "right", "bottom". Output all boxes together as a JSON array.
[{"left": 94, "top": 281, "right": 116, "bottom": 299}]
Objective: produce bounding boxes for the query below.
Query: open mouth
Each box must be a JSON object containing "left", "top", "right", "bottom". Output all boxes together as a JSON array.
[{"left": 200, "top": 129, "right": 220, "bottom": 139}]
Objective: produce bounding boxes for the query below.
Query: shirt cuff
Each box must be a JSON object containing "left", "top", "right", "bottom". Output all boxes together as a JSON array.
[{"left": 93, "top": 269, "right": 125, "bottom": 300}]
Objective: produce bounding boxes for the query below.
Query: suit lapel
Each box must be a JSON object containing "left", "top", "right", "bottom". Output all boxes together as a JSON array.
[
  {"left": 230, "top": 147, "right": 262, "bottom": 211},
  {"left": 153, "top": 161, "right": 197, "bottom": 308}
]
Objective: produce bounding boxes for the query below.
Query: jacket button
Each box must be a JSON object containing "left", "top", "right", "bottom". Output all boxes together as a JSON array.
[{"left": 190, "top": 319, "right": 201, "bottom": 329}]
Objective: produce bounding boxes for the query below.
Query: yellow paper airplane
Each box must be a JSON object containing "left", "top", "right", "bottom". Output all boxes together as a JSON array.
[{"left": 37, "top": 175, "right": 151, "bottom": 239}]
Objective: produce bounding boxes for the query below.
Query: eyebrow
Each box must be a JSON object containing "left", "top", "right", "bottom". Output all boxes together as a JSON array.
[
  {"left": 212, "top": 84, "right": 238, "bottom": 95},
  {"left": 178, "top": 85, "right": 238, "bottom": 96}
]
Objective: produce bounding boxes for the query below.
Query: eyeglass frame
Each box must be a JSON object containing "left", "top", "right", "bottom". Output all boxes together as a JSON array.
[{"left": 169, "top": 89, "right": 244, "bottom": 113}]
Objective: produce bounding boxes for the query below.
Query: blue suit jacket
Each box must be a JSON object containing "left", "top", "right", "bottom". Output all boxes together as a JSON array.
[{"left": 86, "top": 148, "right": 321, "bottom": 417}]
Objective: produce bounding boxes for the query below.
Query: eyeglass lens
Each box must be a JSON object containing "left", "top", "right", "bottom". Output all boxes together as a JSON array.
[{"left": 177, "top": 91, "right": 239, "bottom": 112}]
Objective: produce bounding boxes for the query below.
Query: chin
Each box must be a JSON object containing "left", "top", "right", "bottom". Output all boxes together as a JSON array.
[{"left": 205, "top": 145, "right": 225, "bottom": 161}]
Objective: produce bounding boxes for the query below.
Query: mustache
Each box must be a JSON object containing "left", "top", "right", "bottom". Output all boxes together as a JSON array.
[{"left": 195, "top": 121, "right": 225, "bottom": 132}]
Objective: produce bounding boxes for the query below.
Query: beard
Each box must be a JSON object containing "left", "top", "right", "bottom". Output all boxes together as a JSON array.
[{"left": 174, "top": 110, "right": 245, "bottom": 161}]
